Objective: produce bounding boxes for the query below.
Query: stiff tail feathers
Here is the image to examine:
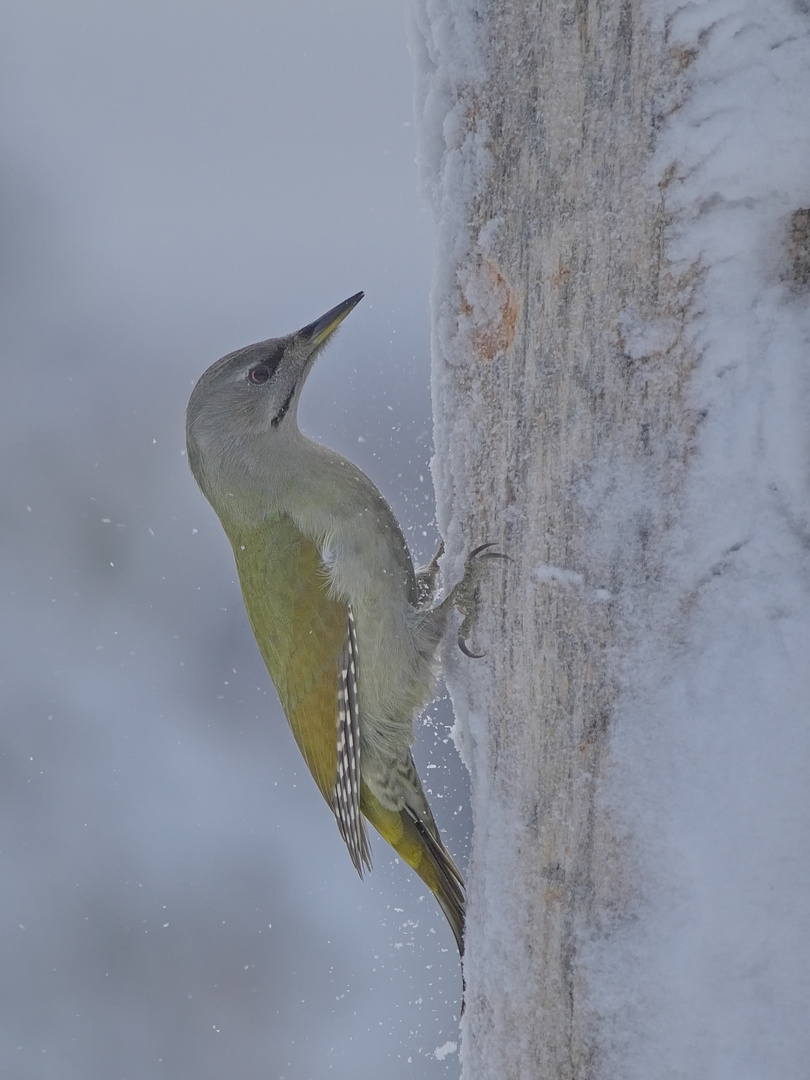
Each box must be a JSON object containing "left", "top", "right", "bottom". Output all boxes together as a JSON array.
[
  {"left": 404, "top": 806, "right": 466, "bottom": 956},
  {"left": 359, "top": 782, "right": 465, "bottom": 956}
]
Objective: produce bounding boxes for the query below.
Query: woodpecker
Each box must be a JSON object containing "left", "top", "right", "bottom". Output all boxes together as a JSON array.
[{"left": 186, "top": 292, "right": 498, "bottom": 955}]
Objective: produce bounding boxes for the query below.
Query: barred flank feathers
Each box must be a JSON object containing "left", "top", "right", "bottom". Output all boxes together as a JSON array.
[{"left": 332, "top": 607, "right": 372, "bottom": 874}]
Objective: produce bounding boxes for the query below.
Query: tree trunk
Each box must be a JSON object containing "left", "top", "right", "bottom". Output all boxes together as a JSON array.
[{"left": 410, "top": 1, "right": 810, "bottom": 1077}]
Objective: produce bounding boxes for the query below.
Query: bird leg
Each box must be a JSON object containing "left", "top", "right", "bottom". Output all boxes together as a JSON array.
[{"left": 415, "top": 540, "right": 445, "bottom": 608}]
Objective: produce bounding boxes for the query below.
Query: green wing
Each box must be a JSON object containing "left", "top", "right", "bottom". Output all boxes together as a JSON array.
[{"left": 229, "top": 515, "right": 346, "bottom": 805}]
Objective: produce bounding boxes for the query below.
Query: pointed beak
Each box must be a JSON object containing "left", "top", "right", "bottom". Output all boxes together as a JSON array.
[{"left": 297, "top": 292, "right": 364, "bottom": 348}]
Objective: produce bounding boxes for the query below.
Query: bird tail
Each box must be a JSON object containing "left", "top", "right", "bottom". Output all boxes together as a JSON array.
[{"left": 361, "top": 785, "right": 465, "bottom": 955}]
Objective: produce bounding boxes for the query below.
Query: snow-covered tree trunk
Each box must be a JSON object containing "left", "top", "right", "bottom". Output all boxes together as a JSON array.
[{"left": 410, "top": 2, "right": 810, "bottom": 1078}]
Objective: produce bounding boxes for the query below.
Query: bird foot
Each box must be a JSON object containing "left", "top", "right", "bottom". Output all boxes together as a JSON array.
[{"left": 446, "top": 542, "right": 508, "bottom": 658}]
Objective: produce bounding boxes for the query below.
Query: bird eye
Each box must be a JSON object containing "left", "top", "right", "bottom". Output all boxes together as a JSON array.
[{"left": 248, "top": 364, "right": 270, "bottom": 385}]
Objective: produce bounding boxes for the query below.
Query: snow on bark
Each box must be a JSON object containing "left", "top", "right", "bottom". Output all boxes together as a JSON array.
[{"left": 410, "top": 1, "right": 810, "bottom": 1077}]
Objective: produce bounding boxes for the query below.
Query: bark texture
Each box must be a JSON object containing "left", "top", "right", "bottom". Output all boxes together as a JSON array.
[{"left": 412, "top": 2, "right": 695, "bottom": 1076}]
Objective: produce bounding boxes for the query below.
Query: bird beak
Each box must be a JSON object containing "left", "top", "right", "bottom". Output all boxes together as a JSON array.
[{"left": 298, "top": 292, "right": 364, "bottom": 348}]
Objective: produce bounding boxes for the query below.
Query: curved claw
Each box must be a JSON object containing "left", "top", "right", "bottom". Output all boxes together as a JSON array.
[
  {"left": 468, "top": 541, "right": 497, "bottom": 558},
  {"left": 468, "top": 542, "right": 511, "bottom": 564},
  {"left": 468, "top": 541, "right": 503, "bottom": 559},
  {"left": 458, "top": 634, "right": 485, "bottom": 660},
  {"left": 451, "top": 541, "right": 509, "bottom": 658}
]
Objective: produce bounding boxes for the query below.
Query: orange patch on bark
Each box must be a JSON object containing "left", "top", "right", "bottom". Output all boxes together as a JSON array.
[
  {"left": 552, "top": 262, "right": 570, "bottom": 288},
  {"left": 462, "top": 258, "right": 520, "bottom": 361}
]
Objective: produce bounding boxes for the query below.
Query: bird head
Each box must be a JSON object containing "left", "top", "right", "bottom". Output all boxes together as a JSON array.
[{"left": 186, "top": 292, "right": 364, "bottom": 499}]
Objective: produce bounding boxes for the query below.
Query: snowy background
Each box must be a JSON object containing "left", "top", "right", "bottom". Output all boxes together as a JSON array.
[{"left": 0, "top": 4, "right": 468, "bottom": 1078}]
